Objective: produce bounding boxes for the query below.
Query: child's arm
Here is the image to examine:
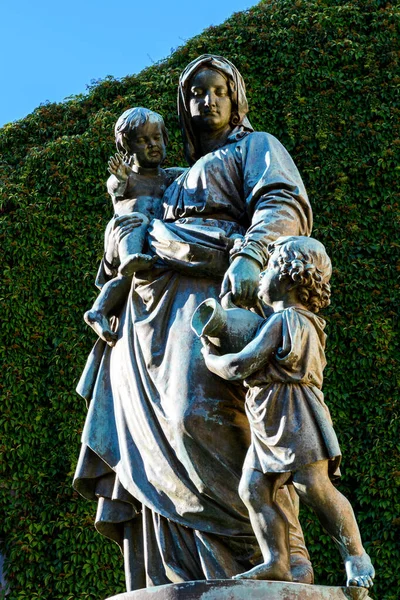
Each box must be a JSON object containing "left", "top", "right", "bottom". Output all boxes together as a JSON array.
[{"left": 201, "top": 312, "right": 282, "bottom": 381}]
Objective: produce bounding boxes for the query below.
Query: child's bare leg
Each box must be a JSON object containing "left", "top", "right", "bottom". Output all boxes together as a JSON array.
[
  {"left": 119, "top": 253, "right": 156, "bottom": 277},
  {"left": 233, "top": 469, "right": 292, "bottom": 581},
  {"left": 118, "top": 214, "right": 155, "bottom": 276},
  {"left": 292, "top": 460, "right": 375, "bottom": 588},
  {"left": 84, "top": 275, "right": 131, "bottom": 346},
  {"left": 277, "top": 484, "right": 314, "bottom": 584}
]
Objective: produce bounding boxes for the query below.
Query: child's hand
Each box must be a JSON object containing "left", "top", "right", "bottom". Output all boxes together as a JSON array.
[
  {"left": 108, "top": 153, "right": 132, "bottom": 182},
  {"left": 201, "top": 345, "right": 222, "bottom": 375},
  {"left": 200, "top": 337, "right": 219, "bottom": 355},
  {"left": 200, "top": 337, "right": 220, "bottom": 373},
  {"left": 201, "top": 340, "right": 240, "bottom": 381}
]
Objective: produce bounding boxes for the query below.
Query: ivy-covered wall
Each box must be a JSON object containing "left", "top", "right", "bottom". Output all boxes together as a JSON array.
[{"left": 0, "top": 0, "right": 399, "bottom": 598}]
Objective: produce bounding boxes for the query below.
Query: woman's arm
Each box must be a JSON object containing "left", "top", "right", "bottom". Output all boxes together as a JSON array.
[
  {"left": 238, "top": 132, "right": 312, "bottom": 267},
  {"left": 220, "top": 133, "right": 312, "bottom": 307},
  {"left": 202, "top": 313, "right": 282, "bottom": 380}
]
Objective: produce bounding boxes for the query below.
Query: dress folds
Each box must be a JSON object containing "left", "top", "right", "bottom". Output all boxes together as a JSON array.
[{"left": 74, "top": 131, "right": 313, "bottom": 582}]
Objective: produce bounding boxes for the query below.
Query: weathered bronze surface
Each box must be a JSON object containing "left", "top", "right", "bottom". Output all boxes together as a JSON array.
[
  {"left": 199, "top": 236, "right": 374, "bottom": 587},
  {"left": 74, "top": 55, "right": 374, "bottom": 594}
]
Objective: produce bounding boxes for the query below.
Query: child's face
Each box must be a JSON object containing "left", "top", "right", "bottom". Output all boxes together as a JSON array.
[
  {"left": 258, "top": 251, "right": 285, "bottom": 305},
  {"left": 128, "top": 121, "right": 166, "bottom": 168}
]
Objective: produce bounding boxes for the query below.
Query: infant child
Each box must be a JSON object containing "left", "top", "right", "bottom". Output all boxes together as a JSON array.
[
  {"left": 84, "top": 107, "right": 182, "bottom": 345},
  {"left": 202, "top": 236, "right": 375, "bottom": 589}
]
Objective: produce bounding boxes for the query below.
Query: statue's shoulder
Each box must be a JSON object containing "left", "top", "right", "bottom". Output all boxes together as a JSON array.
[
  {"left": 232, "top": 131, "right": 279, "bottom": 156},
  {"left": 237, "top": 131, "right": 292, "bottom": 162},
  {"left": 165, "top": 166, "right": 188, "bottom": 185},
  {"left": 240, "top": 130, "right": 280, "bottom": 148}
]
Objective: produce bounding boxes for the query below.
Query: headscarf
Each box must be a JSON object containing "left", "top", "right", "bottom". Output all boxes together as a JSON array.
[{"left": 178, "top": 54, "right": 254, "bottom": 165}]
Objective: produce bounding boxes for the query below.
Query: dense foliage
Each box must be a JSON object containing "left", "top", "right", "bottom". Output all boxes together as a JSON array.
[{"left": 0, "top": 0, "right": 399, "bottom": 598}]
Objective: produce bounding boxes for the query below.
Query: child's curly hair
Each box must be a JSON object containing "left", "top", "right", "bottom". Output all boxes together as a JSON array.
[{"left": 267, "top": 236, "right": 332, "bottom": 313}]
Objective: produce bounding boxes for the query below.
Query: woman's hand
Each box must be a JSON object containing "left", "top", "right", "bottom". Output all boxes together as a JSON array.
[
  {"left": 104, "top": 214, "right": 145, "bottom": 267},
  {"left": 220, "top": 255, "right": 261, "bottom": 307},
  {"left": 113, "top": 214, "right": 144, "bottom": 244}
]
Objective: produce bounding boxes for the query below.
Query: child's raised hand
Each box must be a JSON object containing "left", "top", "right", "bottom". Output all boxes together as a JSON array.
[
  {"left": 200, "top": 336, "right": 219, "bottom": 355},
  {"left": 201, "top": 339, "right": 239, "bottom": 380},
  {"left": 108, "top": 153, "right": 132, "bottom": 181}
]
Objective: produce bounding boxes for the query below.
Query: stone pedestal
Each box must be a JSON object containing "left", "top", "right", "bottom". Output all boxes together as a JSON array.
[{"left": 106, "top": 580, "right": 372, "bottom": 600}]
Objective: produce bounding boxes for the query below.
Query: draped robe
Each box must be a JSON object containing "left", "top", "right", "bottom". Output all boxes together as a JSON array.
[{"left": 74, "top": 130, "right": 313, "bottom": 584}]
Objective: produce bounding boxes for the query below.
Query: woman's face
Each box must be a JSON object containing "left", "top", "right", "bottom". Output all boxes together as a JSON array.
[{"left": 189, "top": 68, "right": 232, "bottom": 134}]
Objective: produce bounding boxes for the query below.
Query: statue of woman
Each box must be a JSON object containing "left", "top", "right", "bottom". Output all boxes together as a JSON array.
[{"left": 74, "top": 55, "right": 313, "bottom": 591}]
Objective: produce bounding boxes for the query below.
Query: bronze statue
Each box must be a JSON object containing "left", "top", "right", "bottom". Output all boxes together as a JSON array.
[
  {"left": 201, "top": 236, "right": 375, "bottom": 588},
  {"left": 73, "top": 55, "right": 355, "bottom": 592}
]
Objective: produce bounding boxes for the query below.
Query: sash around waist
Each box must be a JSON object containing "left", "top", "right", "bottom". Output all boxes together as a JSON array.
[{"left": 147, "top": 218, "right": 245, "bottom": 278}]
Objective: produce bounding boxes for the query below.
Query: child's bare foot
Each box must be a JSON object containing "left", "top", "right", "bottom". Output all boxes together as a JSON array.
[
  {"left": 345, "top": 552, "right": 375, "bottom": 588},
  {"left": 291, "top": 557, "right": 314, "bottom": 584},
  {"left": 84, "top": 310, "right": 118, "bottom": 346},
  {"left": 233, "top": 560, "right": 292, "bottom": 582},
  {"left": 119, "top": 253, "right": 156, "bottom": 276}
]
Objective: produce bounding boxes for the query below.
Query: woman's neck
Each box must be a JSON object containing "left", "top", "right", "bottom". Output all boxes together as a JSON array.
[{"left": 198, "top": 125, "right": 232, "bottom": 156}]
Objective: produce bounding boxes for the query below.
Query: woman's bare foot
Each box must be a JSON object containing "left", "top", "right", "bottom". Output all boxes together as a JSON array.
[
  {"left": 345, "top": 552, "right": 375, "bottom": 588},
  {"left": 119, "top": 253, "right": 156, "bottom": 276},
  {"left": 84, "top": 310, "right": 118, "bottom": 346},
  {"left": 233, "top": 560, "right": 292, "bottom": 582}
]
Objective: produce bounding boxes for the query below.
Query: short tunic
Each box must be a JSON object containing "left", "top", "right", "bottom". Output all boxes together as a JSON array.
[{"left": 243, "top": 307, "right": 341, "bottom": 478}]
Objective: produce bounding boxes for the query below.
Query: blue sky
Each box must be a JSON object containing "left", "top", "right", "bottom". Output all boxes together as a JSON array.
[{"left": 0, "top": 0, "right": 254, "bottom": 128}]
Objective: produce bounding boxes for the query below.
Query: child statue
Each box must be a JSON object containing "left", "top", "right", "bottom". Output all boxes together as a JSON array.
[
  {"left": 84, "top": 107, "right": 183, "bottom": 345},
  {"left": 201, "top": 235, "right": 375, "bottom": 589}
]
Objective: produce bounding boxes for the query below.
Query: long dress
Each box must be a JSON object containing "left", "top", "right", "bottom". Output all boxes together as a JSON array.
[{"left": 73, "top": 130, "right": 313, "bottom": 584}]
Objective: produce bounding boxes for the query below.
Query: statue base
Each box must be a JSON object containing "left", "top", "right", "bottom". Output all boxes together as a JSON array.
[{"left": 106, "top": 580, "right": 372, "bottom": 600}]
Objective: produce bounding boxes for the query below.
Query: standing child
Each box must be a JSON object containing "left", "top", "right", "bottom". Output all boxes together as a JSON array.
[
  {"left": 84, "top": 107, "right": 184, "bottom": 345},
  {"left": 202, "top": 236, "right": 375, "bottom": 589}
]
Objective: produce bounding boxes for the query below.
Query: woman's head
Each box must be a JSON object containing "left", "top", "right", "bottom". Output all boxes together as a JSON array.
[
  {"left": 260, "top": 236, "right": 332, "bottom": 313},
  {"left": 178, "top": 55, "right": 253, "bottom": 165}
]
